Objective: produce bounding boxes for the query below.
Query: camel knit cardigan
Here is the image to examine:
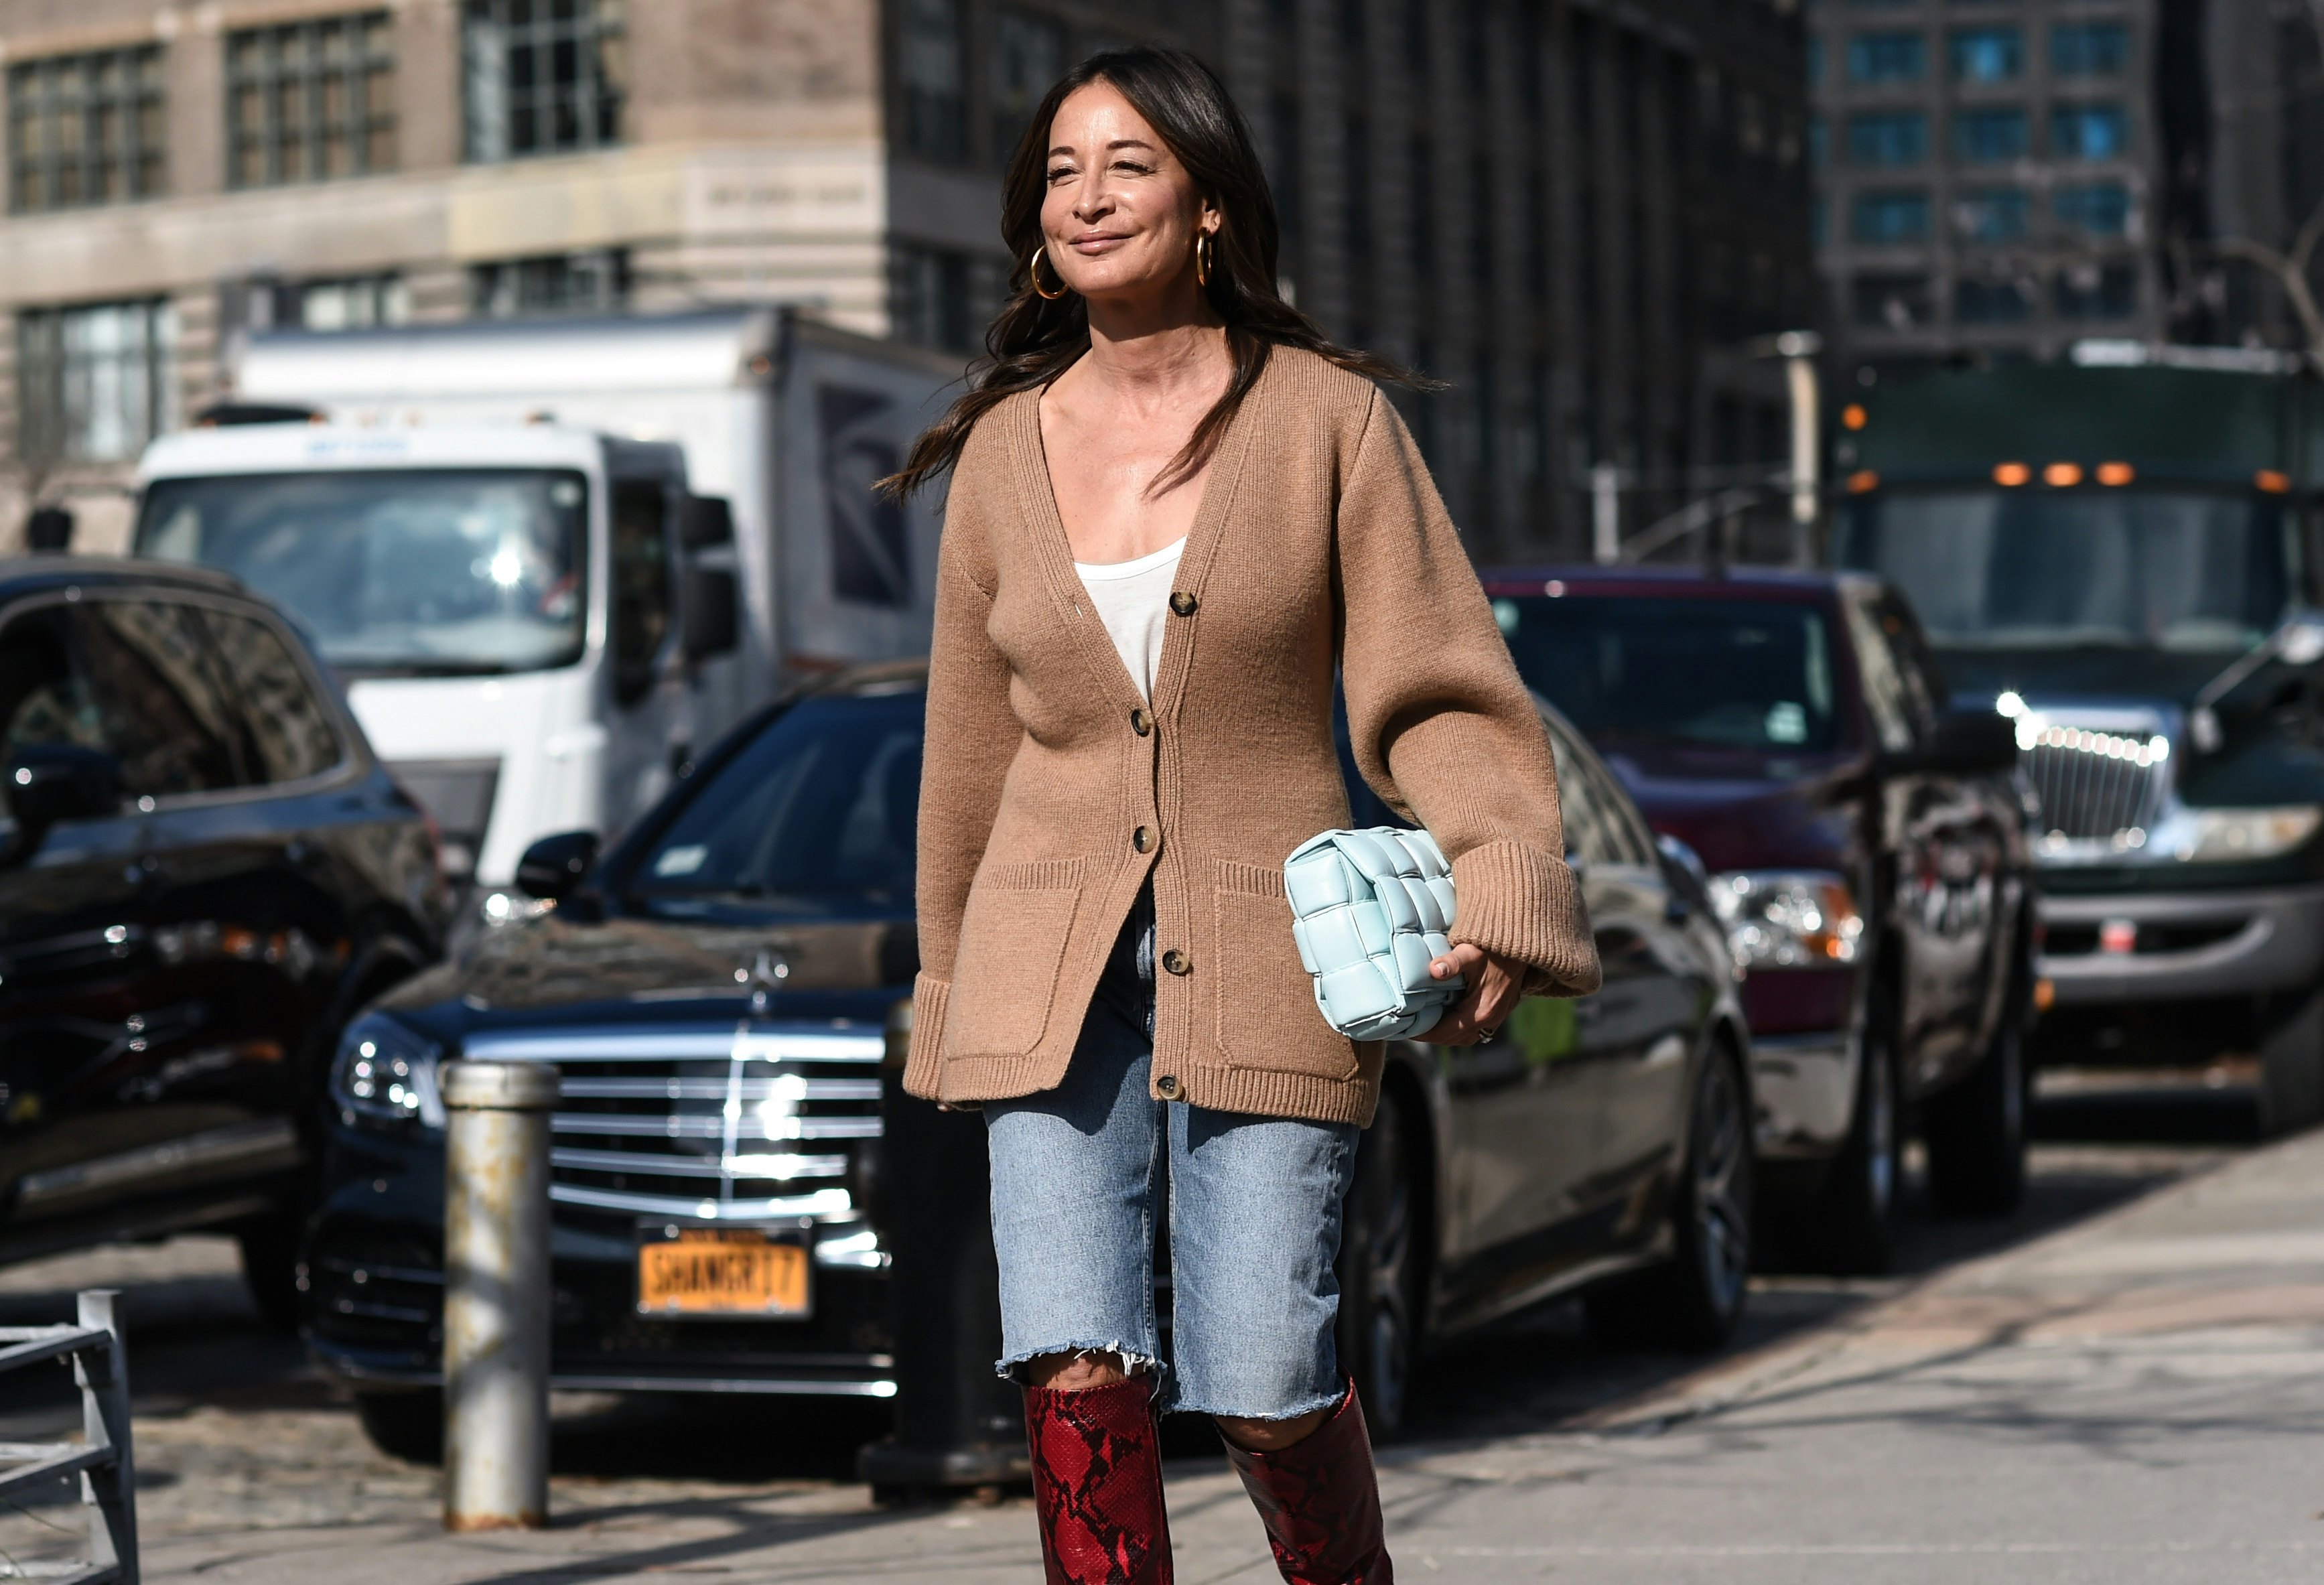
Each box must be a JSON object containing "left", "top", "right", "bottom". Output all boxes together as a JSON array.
[{"left": 906, "top": 346, "right": 1601, "bottom": 1127}]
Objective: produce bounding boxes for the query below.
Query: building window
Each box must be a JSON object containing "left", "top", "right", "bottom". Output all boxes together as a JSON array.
[
  {"left": 899, "top": 0, "right": 967, "bottom": 163},
  {"left": 16, "top": 299, "right": 178, "bottom": 466},
  {"left": 1953, "top": 106, "right": 2028, "bottom": 162},
  {"left": 2055, "top": 261, "right": 2137, "bottom": 319},
  {"left": 471, "top": 249, "right": 630, "bottom": 318},
  {"left": 1851, "top": 188, "right": 1931, "bottom": 243},
  {"left": 462, "top": 0, "right": 624, "bottom": 163},
  {"left": 2052, "top": 103, "right": 2130, "bottom": 160},
  {"left": 1954, "top": 186, "right": 2029, "bottom": 240},
  {"left": 1846, "top": 31, "right": 1927, "bottom": 83},
  {"left": 7, "top": 47, "right": 165, "bottom": 212},
  {"left": 1949, "top": 27, "right": 2023, "bottom": 82},
  {"left": 227, "top": 13, "right": 396, "bottom": 188},
  {"left": 1847, "top": 111, "right": 1928, "bottom": 166},
  {"left": 991, "top": 10, "right": 1063, "bottom": 169},
  {"left": 2051, "top": 22, "right": 2130, "bottom": 76},
  {"left": 1955, "top": 277, "right": 2034, "bottom": 322},
  {"left": 2055, "top": 181, "right": 2130, "bottom": 236},
  {"left": 1850, "top": 273, "right": 1933, "bottom": 329},
  {"left": 891, "top": 245, "right": 977, "bottom": 353},
  {"left": 300, "top": 275, "right": 411, "bottom": 330}
]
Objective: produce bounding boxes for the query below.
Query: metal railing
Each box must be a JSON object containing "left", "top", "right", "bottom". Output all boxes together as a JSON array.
[{"left": 0, "top": 1290, "right": 137, "bottom": 1585}]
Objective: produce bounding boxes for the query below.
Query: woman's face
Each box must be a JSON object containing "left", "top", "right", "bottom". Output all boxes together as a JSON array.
[{"left": 1040, "top": 80, "right": 1218, "bottom": 305}]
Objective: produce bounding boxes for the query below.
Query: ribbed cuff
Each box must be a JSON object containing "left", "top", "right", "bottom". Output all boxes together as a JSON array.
[
  {"left": 1448, "top": 841, "right": 1602, "bottom": 995},
  {"left": 902, "top": 972, "right": 951, "bottom": 1099}
]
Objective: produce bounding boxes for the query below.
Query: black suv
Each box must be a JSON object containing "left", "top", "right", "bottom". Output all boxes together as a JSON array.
[{"left": 0, "top": 557, "right": 448, "bottom": 1320}]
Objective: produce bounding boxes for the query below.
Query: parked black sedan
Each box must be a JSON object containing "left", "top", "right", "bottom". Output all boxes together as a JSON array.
[
  {"left": 0, "top": 557, "right": 448, "bottom": 1321},
  {"left": 1485, "top": 565, "right": 2037, "bottom": 1271},
  {"left": 310, "top": 661, "right": 1752, "bottom": 1454}
]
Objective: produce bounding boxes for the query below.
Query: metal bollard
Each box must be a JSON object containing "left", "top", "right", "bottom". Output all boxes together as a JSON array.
[{"left": 440, "top": 1059, "right": 559, "bottom": 1531}]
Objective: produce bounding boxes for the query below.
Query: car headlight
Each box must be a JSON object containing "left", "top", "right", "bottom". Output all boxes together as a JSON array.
[
  {"left": 2156, "top": 805, "right": 2323, "bottom": 863},
  {"left": 1710, "top": 871, "right": 1864, "bottom": 970},
  {"left": 330, "top": 1014, "right": 446, "bottom": 1129}
]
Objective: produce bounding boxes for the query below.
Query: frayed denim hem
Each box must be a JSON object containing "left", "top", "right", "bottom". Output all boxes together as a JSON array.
[
  {"left": 1160, "top": 1381, "right": 1347, "bottom": 1422},
  {"left": 994, "top": 1340, "right": 1167, "bottom": 1386}
]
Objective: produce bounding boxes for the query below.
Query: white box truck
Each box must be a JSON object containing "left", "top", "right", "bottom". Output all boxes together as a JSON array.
[{"left": 131, "top": 309, "right": 960, "bottom": 903}]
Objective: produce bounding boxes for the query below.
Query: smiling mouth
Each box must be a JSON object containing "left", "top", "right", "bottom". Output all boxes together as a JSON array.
[{"left": 1069, "top": 232, "right": 1132, "bottom": 251}]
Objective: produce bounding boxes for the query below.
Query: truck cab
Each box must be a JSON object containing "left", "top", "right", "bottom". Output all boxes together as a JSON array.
[
  {"left": 1831, "top": 348, "right": 2324, "bottom": 1130},
  {"left": 133, "top": 421, "right": 740, "bottom": 908}
]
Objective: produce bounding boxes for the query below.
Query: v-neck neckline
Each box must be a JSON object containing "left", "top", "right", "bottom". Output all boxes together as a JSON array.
[{"left": 1013, "top": 357, "right": 1266, "bottom": 715}]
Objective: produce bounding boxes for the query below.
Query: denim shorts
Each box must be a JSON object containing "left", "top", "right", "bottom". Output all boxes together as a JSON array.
[{"left": 985, "top": 891, "right": 1359, "bottom": 1420}]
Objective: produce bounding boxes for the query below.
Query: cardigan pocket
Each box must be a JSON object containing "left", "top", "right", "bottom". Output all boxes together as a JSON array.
[
  {"left": 1212, "top": 860, "right": 1359, "bottom": 1082},
  {"left": 945, "top": 859, "right": 1088, "bottom": 1060}
]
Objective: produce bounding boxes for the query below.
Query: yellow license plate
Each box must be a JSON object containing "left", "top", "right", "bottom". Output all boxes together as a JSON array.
[{"left": 636, "top": 1230, "right": 811, "bottom": 1318}]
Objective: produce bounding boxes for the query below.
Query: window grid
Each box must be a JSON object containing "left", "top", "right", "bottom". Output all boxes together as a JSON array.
[
  {"left": 471, "top": 249, "right": 631, "bottom": 318},
  {"left": 16, "top": 299, "right": 178, "bottom": 466},
  {"left": 462, "top": 0, "right": 625, "bottom": 163},
  {"left": 7, "top": 47, "right": 165, "bottom": 212},
  {"left": 227, "top": 13, "right": 395, "bottom": 188}
]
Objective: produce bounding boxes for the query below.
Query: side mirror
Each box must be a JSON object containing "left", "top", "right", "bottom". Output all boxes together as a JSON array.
[
  {"left": 1889, "top": 709, "right": 2020, "bottom": 776},
  {"left": 679, "top": 495, "right": 734, "bottom": 551},
  {"left": 681, "top": 566, "right": 740, "bottom": 662},
  {"left": 7, "top": 744, "right": 125, "bottom": 830},
  {"left": 515, "top": 829, "right": 600, "bottom": 902}
]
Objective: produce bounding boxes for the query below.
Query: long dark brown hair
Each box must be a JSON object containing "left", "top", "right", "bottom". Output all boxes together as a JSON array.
[{"left": 881, "top": 45, "right": 1424, "bottom": 500}]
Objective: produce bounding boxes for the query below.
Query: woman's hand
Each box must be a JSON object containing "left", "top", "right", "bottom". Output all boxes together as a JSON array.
[{"left": 1424, "top": 944, "right": 1525, "bottom": 1044}]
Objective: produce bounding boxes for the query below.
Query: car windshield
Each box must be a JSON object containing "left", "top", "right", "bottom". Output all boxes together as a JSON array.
[
  {"left": 1493, "top": 594, "right": 1840, "bottom": 752},
  {"left": 630, "top": 689, "right": 922, "bottom": 912},
  {"left": 136, "top": 470, "right": 588, "bottom": 675},
  {"left": 1834, "top": 489, "right": 2293, "bottom": 652}
]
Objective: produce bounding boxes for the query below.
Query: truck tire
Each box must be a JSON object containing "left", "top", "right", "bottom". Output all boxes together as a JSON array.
[
  {"left": 1923, "top": 1016, "right": 2029, "bottom": 1217},
  {"left": 1584, "top": 1041, "right": 1753, "bottom": 1351},
  {"left": 2258, "top": 989, "right": 2324, "bottom": 1138},
  {"left": 236, "top": 1211, "right": 307, "bottom": 1335},
  {"left": 1335, "top": 1089, "right": 1423, "bottom": 1439},
  {"left": 1803, "top": 1008, "right": 1900, "bottom": 1275}
]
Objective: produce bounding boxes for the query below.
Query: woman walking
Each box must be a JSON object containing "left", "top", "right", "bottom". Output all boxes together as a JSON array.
[{"left": 890, "top": 46, "right": 1600, "bottom": 1585}]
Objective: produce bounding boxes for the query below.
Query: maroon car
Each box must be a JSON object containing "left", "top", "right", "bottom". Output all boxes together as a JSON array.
[{"left": 1485, "top": 565, "right": 2035, "bottom": 1271}]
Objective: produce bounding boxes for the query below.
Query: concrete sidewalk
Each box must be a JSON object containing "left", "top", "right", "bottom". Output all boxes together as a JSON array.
[{"left": 1, "top": 1129, "right": 2314, "bottom": 1583}]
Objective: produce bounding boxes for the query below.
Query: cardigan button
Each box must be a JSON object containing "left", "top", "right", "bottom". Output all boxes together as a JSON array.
[
  {"left": 1169, "top": 591, "right": 1198, "bottom": 617},
  {"left": 1154, "top": 1074, "right": 1182, "bottom": 1099},
  {"left": 1131, "top": 707, "right": 1152, "bottom": 736},
  {"left": 1161, "top": 949, "right": 1190, "bottom": 975},
  {"left": 1133, "top": 825, "right": 1156, "bottom": 853}
]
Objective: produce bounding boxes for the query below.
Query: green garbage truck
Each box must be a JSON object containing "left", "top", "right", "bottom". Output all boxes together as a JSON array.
[{"left": 1830, "top": 344, "right": 2324, "bottom": 1131}]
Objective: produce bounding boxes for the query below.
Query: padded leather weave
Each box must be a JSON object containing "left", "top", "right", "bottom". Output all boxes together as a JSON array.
[{"left": 1285, "top": 827, "right": 1463, "bottom": 1042}]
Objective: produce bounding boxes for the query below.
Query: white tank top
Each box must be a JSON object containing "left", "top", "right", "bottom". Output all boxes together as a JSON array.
[{"left": 1073, "top": 537, "right": 1186, "bottom": 703}]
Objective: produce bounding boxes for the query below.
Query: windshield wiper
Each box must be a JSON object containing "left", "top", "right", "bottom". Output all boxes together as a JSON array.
[{"left": 330, "top": 659, "right": 519, "bottom": 679}]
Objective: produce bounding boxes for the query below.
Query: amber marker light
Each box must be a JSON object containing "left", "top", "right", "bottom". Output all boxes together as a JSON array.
[
  {"left": 1846, "top": 470, "right": 1880, "bottom": 494},
  {"left": 1993, "top": 462, "right": 2031, "bottom": 486},
  {"left": 2043, "top": 462, "right": 2083, "bottom": 487},
  {"left": 1841, "top": 403, "right": 1868, "bottom": 431},
  {"left": 2256, "top": 469, "right": 2292, "bottom": 494},
  {"left": 2096, "top": 462, "right": 2135, "bottom": 486}
]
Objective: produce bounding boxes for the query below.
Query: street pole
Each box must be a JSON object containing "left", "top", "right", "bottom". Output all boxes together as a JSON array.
[
  {"left": 441, "top": 1059, "right": 559, "bottom": 1532},
  {"left": 1776, "top": 330, "right": 1822, "bottom": 567},
  {"left": 1590, "top": 461, "right": 1621, "bottom": 564}
]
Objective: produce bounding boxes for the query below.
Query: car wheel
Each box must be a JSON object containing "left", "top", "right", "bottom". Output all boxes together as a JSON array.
[
  {"left": 2257, "top": 989, "right": 2324, "bottom": 1138},
  {"left": 1805, "top": 1006, "right": 1900, "bottom": 1275},
  {"left": 1923, "top": 1010, "right": 2029, "bottom": 1217},
  {"left": 1584, "top": 1042, "right": 1753, "bottom": 1351},
  {"left": 354, "top": 1390, "right": 442, "bottom": 1464},
  {"left": 236, "top": 1212, "right": 307, "bottom": 1336},
  {"left": 1336, "top": 1089, "right": 1422, "bottom": 1439}
]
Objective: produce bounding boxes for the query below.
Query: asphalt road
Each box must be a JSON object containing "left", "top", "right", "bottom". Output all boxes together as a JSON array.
[{"left": 0, "top": 1079, "right": 2305, "bottom": 1584}]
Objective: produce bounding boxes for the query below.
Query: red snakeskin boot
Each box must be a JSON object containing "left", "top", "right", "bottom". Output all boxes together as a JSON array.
[
  {"left": 1221, "top": 1385, "right": 1392, "bottom": 1585},
  {"left": 1024, "top": 1376, "right": 1174, "bottom": 1584}
]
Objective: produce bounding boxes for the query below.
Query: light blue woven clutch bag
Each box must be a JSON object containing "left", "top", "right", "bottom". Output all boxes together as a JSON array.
[{"left": 1284, "top": 828, "right": 1464, "bottom": 1042}]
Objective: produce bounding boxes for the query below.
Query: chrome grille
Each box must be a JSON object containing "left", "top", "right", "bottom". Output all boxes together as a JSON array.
[
  {"left": 2019, "top": 715, "right": 2171, "bottom": 840},
  {"left": 462, "top": 1024, "right": 884, "bottom": 1220}
]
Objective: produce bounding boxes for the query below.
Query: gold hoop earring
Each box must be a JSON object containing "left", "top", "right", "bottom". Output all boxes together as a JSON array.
[
  {"left": 1030, "top": 245, "right": 1069, "bottom": 301},
  {"left": 1195, "top": 232, "right": 1215, "bottom": 287}
]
